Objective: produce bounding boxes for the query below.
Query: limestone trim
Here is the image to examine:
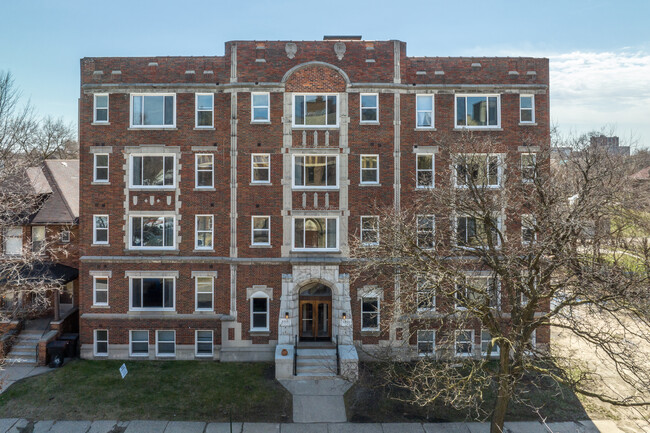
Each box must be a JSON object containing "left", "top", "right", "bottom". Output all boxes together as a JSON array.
[
  {"left": 191, "top": 271, "right": 218, "bottom": 278},
  {"left": 246, "top": 285, "right": 274, "bottom": 300},
  {"left": 124, "top": 270, "right": 179, "bottom": 278},
  {"left": 89, "top": 146, "right": 113, "bottom": 154},
  {"left": 413, "top": 146, "right": 440, "bottom": 154},
  {"left": 89, "top": 270, "right": 112, "bottom": 278},
  {"left": 357, "top": 285, "right": 384, "bottom": 301}
]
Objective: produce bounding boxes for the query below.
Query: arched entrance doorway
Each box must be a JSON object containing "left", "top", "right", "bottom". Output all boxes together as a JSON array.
[{"left": 299, "top": 282, "right": 332, "bottom": 341}]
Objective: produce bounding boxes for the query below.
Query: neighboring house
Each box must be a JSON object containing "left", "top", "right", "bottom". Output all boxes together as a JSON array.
[
  {"left": 0, "top": 160, "right": 80, "bottom": 321},
  {"left": 78, "top": 37, "right": 550, "bottom": 375}
]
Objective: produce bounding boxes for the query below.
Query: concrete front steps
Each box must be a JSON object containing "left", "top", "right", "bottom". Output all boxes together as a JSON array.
[
  {"left": 5, "top": 330, "right": 42, "bottom": 365},
  {"left": 295, "top": 347, "right": 337, "bottom": 377}
]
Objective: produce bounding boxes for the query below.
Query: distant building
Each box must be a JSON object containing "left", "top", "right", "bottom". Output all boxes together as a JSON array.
[{"left": 590, "top": 135, "right": 630, "bottom": 156}]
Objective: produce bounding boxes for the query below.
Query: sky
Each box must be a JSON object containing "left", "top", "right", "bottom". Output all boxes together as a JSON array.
[{"left": 1, "top": 0, "right": 649, "bottom": 149}]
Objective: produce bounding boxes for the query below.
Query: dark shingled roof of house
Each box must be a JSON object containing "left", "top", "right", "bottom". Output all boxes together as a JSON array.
[{"left": 30, "top": 160, "right": 79, "bottom": 224}]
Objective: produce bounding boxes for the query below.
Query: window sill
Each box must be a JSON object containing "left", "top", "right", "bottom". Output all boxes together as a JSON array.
[
  {"left": 250, "top": 244, "right": 272, "bottom": 248},
  {"left": 193, "top": 187, "right": 216, "bottom": 191},
  {"left": 91, "top": 122, "right": 110, "bottom": 126},
  {"left": 128, "top": 310, "right": 176, "bottom": 315},
  {"left": 156, "top": 354, "right": 176, "bottom": 358},
  {"left": 249, "top": 330, "right": 270, "bottom": 336},
  {"left": 415, "top": 186, "right": 435, "bottom": 190},
  {"left": 361, "top": 330, "right": 380, "bottom": 337},
  {"left": 91, "top": 305, "right": 110, "bottom": 309},
  {"left": 251, "top": 121, "right": 271, "bottom": 125},
  {"left": 193, "top": 310, "right": 216, "bottom": 315},
  {"left": 92, "top": 243, "right": 110, "bottom": 247},
  {"left": 125, "top": 249, "right": 180, "bottom": 254},
  {"left": 194, "top": 127, "right": 215, "bottom": 130},
  {"left": 292, "top": 126, "right": 340, "bottom": 130},
  {"left": 91, "top": 182, "right": 111, "bottom": 185},
  {"left": 292, "top": 187, "right": 340, "bottom": 191},
  {"left": 195, "top": 353, "right": 214, "bottom": 358},
  {"left": 250, "top": 182, "right": 272, "bottom": 186},
  {"left": 519, "top": 122, "right": 537, "bottom": 126},
  {"left": 128, "top": 187, "right": 176, "bottom": 191},
  {"left": 360, "top": 122, "right": 380, "bottom": 126},
  {"left": 128, "top": 127, "right": 178, "bottom": 131},
  {"left": 414, "top": 127, "right": 436, "bottom": 131},
  {"left": 359, "top": 183, "right": 381, "bottom": 187},
  {"left": 453, "top": 127, "right": 503, "bottom": 132},
  {"left": 94, "top": 353, "right": 109, "bottom": 357},
  {"left": 291, "top": 249, "right": 340, "bottom": 253},
  {"left": 193, "top": 249, "right": 214, "bottom": 252},
  {"left": 130, "top": 353, "right": 150, "bottom": 358}
]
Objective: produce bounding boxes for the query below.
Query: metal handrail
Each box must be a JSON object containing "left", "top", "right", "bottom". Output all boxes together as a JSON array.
[
  {"left": 293, "top": 334, "right": 298, "bottom": 376},
  {"left": 335, "top": 334, "right": 340, "bottom": 375}
]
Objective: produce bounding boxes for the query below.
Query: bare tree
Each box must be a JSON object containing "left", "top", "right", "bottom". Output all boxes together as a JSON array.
[
  {"left": 349, "top": 132, "right": 650, "bottom": 432},
  {"left": 0, "top": 71, "right": 38, "bottom": 160},
  {"left": 23, "top": 116, "right": 78, "bottom": 161}
]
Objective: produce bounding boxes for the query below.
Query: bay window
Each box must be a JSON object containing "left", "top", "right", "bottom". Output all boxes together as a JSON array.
[{"left": 293, "top": 217, "right": 338, "bottom": 250}]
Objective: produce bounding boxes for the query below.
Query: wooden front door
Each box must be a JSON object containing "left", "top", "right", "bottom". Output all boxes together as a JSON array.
[{"left": 299, "top": 299, "right": 332, "bottom": 341}]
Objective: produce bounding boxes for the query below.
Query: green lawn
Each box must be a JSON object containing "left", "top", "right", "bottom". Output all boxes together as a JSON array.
[{"left": 0, "top": 360, "right": 291, "bottom": 422}]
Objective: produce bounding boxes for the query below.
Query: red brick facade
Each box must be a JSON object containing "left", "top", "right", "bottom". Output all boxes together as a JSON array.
[{"left": 78, "top": 39, "right": 550, "bottom": 361}]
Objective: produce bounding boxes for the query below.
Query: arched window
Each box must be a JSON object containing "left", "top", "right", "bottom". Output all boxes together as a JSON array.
[{"left": 250, "top": 291, "right": 270, "bottom": 331}]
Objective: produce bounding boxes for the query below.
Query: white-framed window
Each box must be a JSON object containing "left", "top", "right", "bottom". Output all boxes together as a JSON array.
[
  {"left": 93, "top": 154, "right": 109, "bottom": 183},
  {"left": 455, "top": 154, "right": 501, "bottom": 188},
  {"left": 360, "top": 216, "right": 379, "bottom": 246},
  {"left": 251, "top": 92, "right": 270, "bottom": 122},
  {"left": 130, "top": 216, "right": 175, "bottom": 249},
  {"left": 195, "top": 215, "right": 213, "bottom": 250},
  {"left": 293, "top": 155, "right": 338, "bottom": 189},
  {"left": 130, "top": 330, "right": 149, "bottom": 357},
  {"left": 361, "top": 297, "right": 380, "bottom": 331},
  {"left": 250, "top": 292, "right": 269, "bottom": 331},
  {"left": 59, "top": 230, "right": 70, "bottom": 243},
  {"left": 416, "top": 94, "right": 434, "bottom": 128},
  {"left": 417, "top": 277, "right": 436, "bottom": 311},
  {"left": 455, "top": 329, "right": 474, "bottom": 357},
  {"left": 456, "top": 215, "right": 501, "bottom": 248},
  {"left": 416, "top": 154, "right": 434, "bottom": 188},
  {"left": 130, "top": 154, "right": 175, "bottom": 188},
  {"left": 455, "top": 95, "right": 500, "bottom": 128},
  {"left": 3, "top": 227, "right": 22, "bottom": 256},
  {"left": 521, "top": 214, "right": 536, "bottom": 245},
  {"left": 521, "top": 153, "right": 536, "bottom": 183},
  {"left": 252, "top": 216, "right": 271, "bottom": 246},
  {"left": 481, "top": 329, "right": 500, "bottom": 357},
  {"left": 416, "top": 215, "right": 435, "bottom": 249},
  {"left": 360, "top": 93, "right": 379, "bottom": 123},
  {"left": 251, "top": 154, "right": 270, "bottom": 184},
  {"left": 156, "top": 330, "right": 175, "bottom": 357},
  {"left": 93, "top": 277, "right": 109, "bottom": 306},
  {"left": 94, "top": 330, "right": 108, "bottom": 356},
  {"left": 456, "top": 275, "right": 500, "bottom": 310},
  {"left": 93, "top": 215, "right": 108, "bottom": 245},
  {"left": 293, "top": 217, "right": 338, "bottom": 251},
  {"left": 31, "top": 226, "right": 45, "bottom": 252},
  {"left": 94, "top": 94, "right": 109, "bottom": 123},
  {"left": 520, "top": 95, "right": 535, "bottom": 124},
  {"left": 195, "top": 93, "right": 214, "bottom": 128},
  {"left": 195, "top": 330, "right": 213, "bottom": 357},
  {"left": 130, "top": 277, "right": 175, "bottom": 311},
  {"left": 417, "top": 330, "right": 435, "bottom": 356},
  {"left": 360, "top": 155, "right": 379, "bottom": 184},
  {"left": 293, "top": 94, "right": 338, "bottom": 127},
  {"left": 195, "top": 276, "right": 214, "bottom": 311},
  {"left": 195, "top": 154, "right": 214, "bottom": 188},
  {"left": 130, "top": 93, "right": 175, "bottom": 128}
]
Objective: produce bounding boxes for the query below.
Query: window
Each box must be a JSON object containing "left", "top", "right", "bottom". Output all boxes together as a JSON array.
[
  {"left": 361, "top": 297, "right": 379, "bottom": 331},
  {"left": 456, "top": 95, "right": 500, "bottom": 128},
  {"left": 195, "top": 154, "right": 214, "bottom": 188},
  {"left": 360, "top": 216, "right": 379, "bottom": 246},
  {"left": 195, "top": 93, "right": 214, "bottom": 128},
  {"left": 360, "top": 155, "right": 379, "bottom": 184},
  {"left": 31, "top": 226, "right": 45, "bottom": 252},
  {"left": 130, "top": 277, "right": 174, "bottom": 310},
  {"left": 456, "top": 154, "right": 501, "bottom": 188},
  {"left": 130, "top": 330, "right": 149, "bottom": 356},
  {"left": 417, "top": 215, "right": 435, "bottom": 249},
  {"left": 417, "top": 278, "right": 436, "bottom": 311},
  {"left": 293, "top": 155, "right": 338, "bottom": 188},
  {"left": 94, "top": 94, "right": 108, "bottom": 123},
  {"left": 456, "top": 276, "right": 500, "bottom": 310},
  {"left": 251, "top": 92, "right": 270, "bottom": 122},
  {"left": 481, "top": 330, "right": 500, "bottom": 357},
  {"left": 250, "top": 294, "right": 269, "bottom": 331},
  {"left": 520, "top": 95, "right": 535, "bottom": 123},
  {"left": 416, "top": 95, "right": 434, "bottom": 128},
  {"left": 93, "top": 277, "right": 108, "bottom": 306},
  {"left": 94, "top": 330, "right": 108, "bottom": 356},
  {"left": 195, "top": 215, "right": 213, "bottom": 249},
  {"left": 293, "top": 217, "right": 338, "bottom": 250},
  {"left": 131, "top": 94, "right": 175, "bottom": 127},
  {"left": 59, "top": 230, "right": 70, "bottom": 243},
  {"left": 130, "top": 155, "right": 175, "bottom": 188},
  {"left": 455, "top": 330, "right": 474, "bottom": 356},
  {"left": 195, "top": 276, "right": 214, "bottom": 311},
  {"left": 3, "top": 227, "right": 22, "bottom": 256},
  {"left": 416, "top": 154, "right": 434, "bottom": 188},
  {"left": 156, "top": 330, "right": 175, "bottom": 357},
  {"left": 293, "top": 94, "right": 338, "bottom": 127},
  {"left": 251, "top": 154, "right": 270, "bottom": 183},
  {"left": 360, "top": 93, "right": 378, "bottom": 123},
  {"left": 93, "top": 154, "right": 109, "bottom": 183},
  {"left": 521, "top": 153, "right": 536, "bottom": 183},
  {"left": 130, "top": 216, "right": 175, "bottom": 249},
  {"left": 456, "top": 215, "right": 500, "bottom": 247},
  {"left": 195, "top": 330, "right": 213, "bottom": 357},
  {"left": 252, "top": 216, "right": 270, "bottom": 246},
  {"left": 521, "top": 214, "right": 536, "bottom": 245},
  {"left": 417, "top": 330, "right": 435, "bottom": 356},
  {"left": 93, "top": 215, "right": 108, "bottom": 245}
]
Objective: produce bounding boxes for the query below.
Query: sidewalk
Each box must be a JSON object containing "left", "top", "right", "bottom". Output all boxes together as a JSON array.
[{"left": 0, "top": 419, "right": 640, "bottom": 433}]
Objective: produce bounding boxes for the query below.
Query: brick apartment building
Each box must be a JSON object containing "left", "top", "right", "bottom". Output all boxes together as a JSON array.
[{"left": 78, "top": 38, "right": 549, "bottom": 375}]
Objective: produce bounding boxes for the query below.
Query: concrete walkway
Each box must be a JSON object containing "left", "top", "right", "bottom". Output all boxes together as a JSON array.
[
  {"left": 279, "top": 378, "right": 353, "bottom": 423},
  {"left": 0, "top": 363, "right": 50, "bottom": 393},
  {"left": 0, "top": 419, "right": 642, "bottom": 433}
]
